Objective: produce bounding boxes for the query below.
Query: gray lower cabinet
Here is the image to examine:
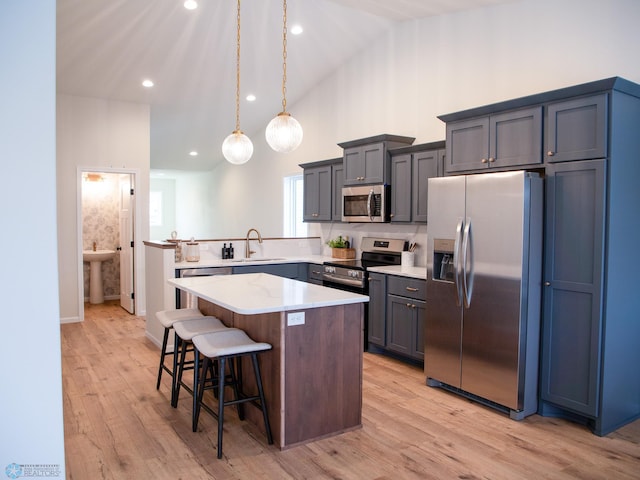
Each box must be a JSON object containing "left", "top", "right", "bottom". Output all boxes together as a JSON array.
[
  {"left": 367, "top": 272, "right": 387, "bottom": 347},
  {"left": 385, "top": 275, "right": 426, "bottom": 361},
  {"left": 443, "top": 106, "right": 543, "bottom": 174},
  {"left": 233, "top": 263, "right": 305, "bottom": 280},
  {"left": 307, "top": 263, "right": 323, "bottom": 285}
]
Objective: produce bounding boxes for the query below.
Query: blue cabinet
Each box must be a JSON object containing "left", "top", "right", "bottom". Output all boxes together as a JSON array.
[
  {"left": 444, "top": 106, "right": 542, "bottom": 174},
  {"left": 390, "top": 141, "right": 445, "bottom": 223}
]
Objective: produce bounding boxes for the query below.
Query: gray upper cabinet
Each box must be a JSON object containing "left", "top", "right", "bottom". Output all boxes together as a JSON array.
[
  {"left": 545, "top": 94, "right": 608, "bottom": 163},
  {"left": 302, "top": 164, "right": 332, "bottom": 221},
  {"left": 390, "top": 153, "right": 412, "bottom": 222},
  {"left": 343, "top": 142, "right": 385, "bottom": 185},
  {"left": 338, "top": 134, "right": 415, "bottom": 186},
  {"left": 332, "top": 161, "right": 344, "bottom": 221},
  {"left": 444, "top": 106, "right": 543, "bottom": 174},
  {"left": 390, "top": 141, "right": 445, "bottom": 223},
  {"left": 300, "top": 158, "right": 341, "bottom": 222}
]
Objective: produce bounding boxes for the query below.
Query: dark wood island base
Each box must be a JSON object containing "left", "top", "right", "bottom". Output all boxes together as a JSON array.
[{"left": 199, "top": 299, "right": 364, "bottom": 450}]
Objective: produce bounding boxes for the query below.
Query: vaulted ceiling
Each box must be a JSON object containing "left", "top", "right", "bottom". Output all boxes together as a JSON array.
[{"left": 57, "top": 0, "right": 512, "bottom": 171}]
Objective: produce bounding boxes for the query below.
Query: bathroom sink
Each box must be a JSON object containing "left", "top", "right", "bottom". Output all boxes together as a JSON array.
[{"left": 83, "top": 249, "right": 116, "bottom": 262}]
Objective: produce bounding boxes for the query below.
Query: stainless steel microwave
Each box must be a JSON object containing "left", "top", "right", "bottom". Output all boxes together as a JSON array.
[{"left": 342, "top": 184, "right": 389, "bottom": 222}]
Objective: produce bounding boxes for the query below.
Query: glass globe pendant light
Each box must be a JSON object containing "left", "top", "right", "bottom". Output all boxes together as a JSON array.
[
  {"left": 222, "top": 0, "right": 253, "bottom": 165},
  {"left": 265, "top": 0, "right": 303, "bottom": 153}
]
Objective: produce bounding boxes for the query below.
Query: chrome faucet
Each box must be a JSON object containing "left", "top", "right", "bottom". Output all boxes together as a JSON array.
[{"left": 245, "top": 228, "right": 263, "bottom": 258}]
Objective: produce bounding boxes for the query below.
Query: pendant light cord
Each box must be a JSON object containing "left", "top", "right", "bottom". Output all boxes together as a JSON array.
[
  {"left": 234, "top": 0, "right": 242, "bottom": 132},
  {"left": 281, "top": 0, "right": 288, "bottom": 113}
]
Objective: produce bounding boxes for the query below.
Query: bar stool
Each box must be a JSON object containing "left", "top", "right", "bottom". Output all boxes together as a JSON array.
[
  {"left": 192, "top": 329, "right": 273, "bottom": 459},
  {"left": 155, "top": 308, "right": 204, "bottom": 390},
  {"left": 172, "top": 316, "right": 232, "bottom": 413}
]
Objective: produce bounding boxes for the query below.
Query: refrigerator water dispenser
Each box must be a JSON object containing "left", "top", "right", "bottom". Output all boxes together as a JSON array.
[{"left": 433, "top": 238, "right": 456, "bottom": 282}]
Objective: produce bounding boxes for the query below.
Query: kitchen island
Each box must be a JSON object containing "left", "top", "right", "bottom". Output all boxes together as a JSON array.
[{"left": 168, "top": 273, "right": 369, "bottom": 450}]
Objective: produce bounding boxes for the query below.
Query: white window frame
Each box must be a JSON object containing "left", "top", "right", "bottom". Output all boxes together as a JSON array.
[{"left": 283, "top": 174, "right": 307, "bottom": 237}]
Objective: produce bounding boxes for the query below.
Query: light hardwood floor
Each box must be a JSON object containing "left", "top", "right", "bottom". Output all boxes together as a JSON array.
[{"left": 62, "top": 301, "right": 640, "bottom": 479}]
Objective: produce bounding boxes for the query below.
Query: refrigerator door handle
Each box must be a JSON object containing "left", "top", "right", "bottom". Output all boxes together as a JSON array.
[
  {"left": 454, "top": 218, "right": 464, "bottom": 307},
  {"left": 462, "top": 217, "right": 474, "bottom": 308}
]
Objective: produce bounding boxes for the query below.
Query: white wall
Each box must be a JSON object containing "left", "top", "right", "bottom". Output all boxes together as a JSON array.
[
  {"left": 205, "top": 0, "right": 640, "bottom": 238},
  {"left": 0, "top": 1, "right": 66, "bottom": 475},
  {"left": 57, "top": 95, "right": 150, "bottom": 321}
]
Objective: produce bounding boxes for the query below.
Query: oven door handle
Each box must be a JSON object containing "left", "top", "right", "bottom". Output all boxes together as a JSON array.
[{"left": 322, "top": 273, "right": 364, "bottom": 288}]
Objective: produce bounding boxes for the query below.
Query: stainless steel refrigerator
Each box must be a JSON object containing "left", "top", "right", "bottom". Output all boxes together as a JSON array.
[{"left": 424, "top": 170, "right": 542, "bottom": 419}]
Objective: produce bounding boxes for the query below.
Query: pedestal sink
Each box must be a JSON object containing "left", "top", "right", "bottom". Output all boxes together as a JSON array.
[{"left": 83, "top": 250, "right": 116, "bottom": 304}]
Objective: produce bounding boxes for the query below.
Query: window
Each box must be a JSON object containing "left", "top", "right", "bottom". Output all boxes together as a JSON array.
[
  {"left": 283, "top": 174, "right": 307, "bottom": 237},
  {"left": 149, "top": 191, "right": 163, "bottom": 226}
]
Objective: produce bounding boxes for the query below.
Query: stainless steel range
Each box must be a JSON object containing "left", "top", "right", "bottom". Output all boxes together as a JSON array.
[{"left": 323, "top": 237, "right": 407, "bottom": 348}]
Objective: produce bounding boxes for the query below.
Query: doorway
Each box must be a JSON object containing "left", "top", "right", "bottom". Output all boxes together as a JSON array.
[{"left": 79, "top": 169, "right": 136, "bottom": 315}]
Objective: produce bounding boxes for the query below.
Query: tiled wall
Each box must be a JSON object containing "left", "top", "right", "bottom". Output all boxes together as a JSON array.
[{"left": 82, "top": 173, "right": 120, "bottom": 300}]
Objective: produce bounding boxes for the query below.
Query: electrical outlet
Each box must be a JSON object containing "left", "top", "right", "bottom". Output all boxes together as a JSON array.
[{"left": 287, "top": 311, "right": 305, "bottom": 326}]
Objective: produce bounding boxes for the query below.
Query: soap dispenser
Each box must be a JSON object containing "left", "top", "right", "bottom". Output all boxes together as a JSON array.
[
  {"left": 222, "top": 243, "right": 228, "bottom": 259},
  {"left": 229, "top": 243, "right": 234, "bottom": 259}
]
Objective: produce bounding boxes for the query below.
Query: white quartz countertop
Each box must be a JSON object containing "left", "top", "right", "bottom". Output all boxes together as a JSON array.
[
  {"left": 174, "top": 254, "right": 331, "bottom": 269},
  {"left": 168, "top": 273, "right": 369, "bottom": 315},
  {"left": 367, "top": 265, "right": 427, "bottom": 280}
]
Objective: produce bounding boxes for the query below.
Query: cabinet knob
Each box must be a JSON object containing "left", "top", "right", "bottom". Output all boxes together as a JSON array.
[
  {"left": 544, "top": 281, "right": 551, "bottom": 286},
  {"left": 547, "top": 151, "right": 555, "bottom": 157},
  {"left": 481, "top": 158, "right": 488, "bottom": 164},
  {"left": 406, "top": 303, "right": 412, "bottom": 308},
  {"left": 488, "top": 157, "right": 495, "bottom": 163},
  {"left": 390, "top": 213, "right": 394, "bottom": 218}
]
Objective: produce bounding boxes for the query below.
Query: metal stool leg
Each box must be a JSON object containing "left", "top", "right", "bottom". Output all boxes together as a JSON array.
[
  {"left": 156, "top": 327, "right": 170, "bottom": 390},
  {"left": 217, "top": 357, "right": 226, "bottom": 459},
  {"left": 251, "top": 353, "right": 273, "bottom": 445}
]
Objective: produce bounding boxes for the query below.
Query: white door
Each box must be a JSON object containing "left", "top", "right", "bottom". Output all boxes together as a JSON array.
[{"left": 119, "top": 174, "right": 135, "bottom": 313}]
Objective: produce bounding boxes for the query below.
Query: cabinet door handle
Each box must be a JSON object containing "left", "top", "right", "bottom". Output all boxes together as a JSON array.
[
  {"left": 406, "top": 303, "right": 412, "bottom": 308},
  {"left": 544, "top": 281, "right": 551, "bottom": 286},
  {"left": 481, "top": 158, "right": 488, "bottom": 164},
  {"left": 488, "top": 157, "right": 495, "bottom": 163},
  {"left": 390, "top": 213, "right": 395, "bottom": 218},
  {"left": 547, "top": 151, "right": 555, "bottom": 157},
  {"left": 405, "top": 287, "right": 419, "bottom": 292}
]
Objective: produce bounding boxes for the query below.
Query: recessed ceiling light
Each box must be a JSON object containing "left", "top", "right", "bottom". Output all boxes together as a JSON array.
[
  {"left": 246, "top": 94, "right": 256, "bottom": 102},
  {"left": 291, "top": 24, "right": 303, "bottom": 35},
  {"left": 189, "top": 151, "right": 198, "bottom": 156},
  {"left": 142, "top": 79, "right": 154, "bottom": 88},
  {"left": 184, "top": 0, "right": 198, "bottom": 10}
]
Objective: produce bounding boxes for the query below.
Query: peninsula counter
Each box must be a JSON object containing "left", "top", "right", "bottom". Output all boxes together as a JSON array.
[{"left": 168, "top": 273, "right": 369, "bottom": 449}]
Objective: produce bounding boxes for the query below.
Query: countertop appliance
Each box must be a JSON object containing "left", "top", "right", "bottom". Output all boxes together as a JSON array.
[
  {"left": 342, "top": 184, "right": 389, "bottom": 222},
  {"left": 323, "top": 237, "right": 406, "bottom": 349},
  {"left": 424, "top": 170, "right": 543, "bottom": 420}
]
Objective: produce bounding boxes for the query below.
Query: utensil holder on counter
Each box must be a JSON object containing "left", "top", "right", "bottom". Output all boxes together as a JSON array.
[{"left": 401, "top": 251, "right": 415, "bottom": 269}]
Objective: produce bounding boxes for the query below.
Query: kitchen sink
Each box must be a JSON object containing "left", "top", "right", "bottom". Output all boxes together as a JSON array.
[{"left": 231, "top": 257, "right": 285, "bottom": 263}]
